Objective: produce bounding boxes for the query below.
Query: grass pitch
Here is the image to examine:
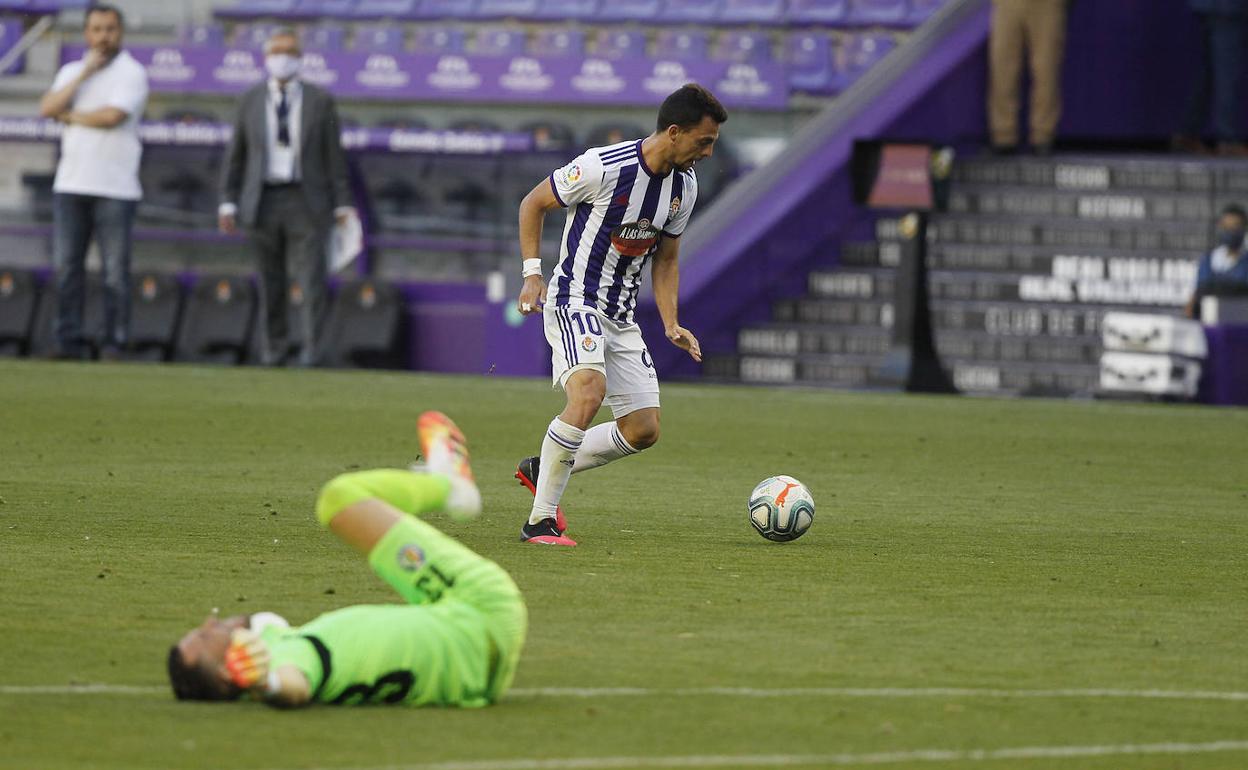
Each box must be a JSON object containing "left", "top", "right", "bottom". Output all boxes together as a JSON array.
[{"left": 0, "top": 359, "right": 1245, "bottom": 770}]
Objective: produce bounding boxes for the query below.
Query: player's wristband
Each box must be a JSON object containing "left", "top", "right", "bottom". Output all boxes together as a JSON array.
[{"left": 522, "top": 258, "right": 542, "bottom": 278}]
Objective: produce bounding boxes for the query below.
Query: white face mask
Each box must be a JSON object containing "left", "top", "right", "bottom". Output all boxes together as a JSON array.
[{"left": 265, "top": 53, "right": 301, "bottom": 81}]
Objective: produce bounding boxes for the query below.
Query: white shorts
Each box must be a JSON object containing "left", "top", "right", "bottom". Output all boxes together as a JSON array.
[{"left": 543, "top": 304, "right": 660, "bottom": 419}]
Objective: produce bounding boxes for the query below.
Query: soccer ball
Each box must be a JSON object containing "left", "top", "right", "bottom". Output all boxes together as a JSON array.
[{"left": 748, "top": 475, "right": 815, "bottom": 542}]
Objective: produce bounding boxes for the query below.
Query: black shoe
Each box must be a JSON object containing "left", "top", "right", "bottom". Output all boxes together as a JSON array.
[
  {"left": 515, "top": 456, "right": 568, "bottom": 532},
  {"left": 520, "top": 516, "right": 577, "bottom": 546}
]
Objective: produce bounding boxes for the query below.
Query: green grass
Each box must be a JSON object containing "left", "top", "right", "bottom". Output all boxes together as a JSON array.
[{"left": 0, "top": 359, "right": 1245, "bottom": 770}]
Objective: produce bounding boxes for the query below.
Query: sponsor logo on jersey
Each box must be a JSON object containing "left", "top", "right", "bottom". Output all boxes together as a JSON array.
[
  {"left": 397, "top": 543, "right": 426, "bottom": 571},
  {"left": 581, "top": 335, "right": 598, "bottom": 352},
  {"left": 610, "top": 219, "right": 660, "bottom": 258}
]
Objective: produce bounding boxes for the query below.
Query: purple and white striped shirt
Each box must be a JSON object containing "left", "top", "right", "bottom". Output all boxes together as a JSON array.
[{"left": 546, "top": 139, "right": 698, "bottom": 324}]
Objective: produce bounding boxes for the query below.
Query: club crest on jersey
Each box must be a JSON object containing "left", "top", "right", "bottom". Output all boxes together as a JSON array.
[
  {"left": 581, "top": 335, "right": 598, "bottom": 352},
  {"left": 397, "top": 543, "right": 426, "bottom": 571},
  {"left": 669, "top": 197, "right": 681, "bottom": 216},
  {"left": 610, "top": 219, "right": 660, "bottom": 258}
]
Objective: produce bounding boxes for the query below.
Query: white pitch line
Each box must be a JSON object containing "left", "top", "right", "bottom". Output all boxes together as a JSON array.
[
  {"left": 507, "top": 686, "right": 1248, "bottom": 702},
  {"left": 265, "top": 740, "right": 1248, "bottom": 770},
  {"left": 4, "top": 684, "right": 1248, "bottom": 702}
]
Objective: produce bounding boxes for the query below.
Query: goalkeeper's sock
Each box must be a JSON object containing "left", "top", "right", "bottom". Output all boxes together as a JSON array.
[
  {"left": 570, "top": 422, "right": 640, "bottom": 474},
  {"left": 528, "top": 417, "right": 583, "bottom": 525},
  {"left": 316, "top": 469, "right": 451, "bottom": 527}
]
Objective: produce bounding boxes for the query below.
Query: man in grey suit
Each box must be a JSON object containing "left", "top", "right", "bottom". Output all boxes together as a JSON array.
[{"left": 218, "top": 29, "right": 354, "bottom": 366}]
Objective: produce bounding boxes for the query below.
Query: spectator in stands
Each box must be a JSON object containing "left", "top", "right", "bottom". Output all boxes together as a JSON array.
[
  {"left": 218, "top": 29, "right": 353, "bottom": 367},
  {"left": 37, "top": 4, "right": 148, "bottom": 360},
  {"left": 987, "top": 0, "right": 1068, "bottom": 156},
  {"left": 1174, "top": 0, "right": 1248, "bottom": 156},
  {"left": 1186, "top": 204, "right": 1248, "bottom": 318}
]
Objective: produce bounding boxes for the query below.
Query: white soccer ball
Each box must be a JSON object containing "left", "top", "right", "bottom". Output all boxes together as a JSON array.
[{"left": 748, "top": 475, "right": 815, "bottom": 542}]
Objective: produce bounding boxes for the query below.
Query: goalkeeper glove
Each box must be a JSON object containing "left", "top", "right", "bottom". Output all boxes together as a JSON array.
[{"left": 223, "top": 628, "right": 271, "bottom": 690}]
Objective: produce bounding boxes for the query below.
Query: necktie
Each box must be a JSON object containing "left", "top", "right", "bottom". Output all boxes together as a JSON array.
[{"left": 277, "top": 85, "right": 290, "bottom": 147}]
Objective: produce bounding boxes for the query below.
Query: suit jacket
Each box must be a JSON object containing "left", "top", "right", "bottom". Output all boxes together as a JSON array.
[{"left": 220, "top": 80, "right": 351, "bottom": 227}]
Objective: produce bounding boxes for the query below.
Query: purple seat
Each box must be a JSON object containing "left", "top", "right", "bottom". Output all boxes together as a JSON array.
[
  {"left": 594, "top": 29, "right": 647, "bottom": 59},
  {"left": 475, "top": 0, "right": 538, "bottom": 17},
  {"left": 907, "top": 0, "right": 943, "bottom": 24},
  {"left": 597, "top": 0, "right": 660, "bottom": 21},
  {"left": 0, "top": 18, "right": 24, "bottom": 75},
  {"left": 531, "top": 27, "right": 585, "bottom": 57},
  {"left": 180, "top": 23, "right": 226, "bottom": 48},
  {"left": 655, "top": 29, "right": 708, "bottom": 61},
  {"left": 290, "top": 0, "right": 357, "bottom": 16},
  {"left": 303, "top": 24, "right": 347, "bottom": 50},
  {"left": 720, "top": 0, "right": 784, "bottom": 24},
  {"left": 416, "top": 0, "right": 476, "bottom": 17},
  {"left": 786, "top": 0, "right": 847, "bottom": 25},
  {"left": 533, "top": 0, "right": 598, "bottom": 20},
  {"left": 354, "top": 23, "right": 406, "bottom": 52},
  {"left": 838, "top": 30, "right": 895, "bottom": 87},
  {"left": 786, "top": 30, "right": 834, "bottom": 93},
  {"left": 659, "top": 0, "right": 721, "bottom": 22},
  {"left": 412, "top": 24, "right": 466, "bottom": 53},
  {"left": 214, "top": 0, "right": 298, "bottom": 19},
  {"left": 352, "top": 0, "right": 419, "bottom": 18},
  {"left": 233, "top": 23, "right": 284, "bottom": 50},
  {"left": 0, "top": 1, "right": 29, "bottom": 10},
  {"left": 711, "top": 30, "right": 773, "bottom": 63},
  {"left": 474, "top": 25, "right": 527, "bottom": 55},
  {"left": 848, "top": 0, "right": 906, "bottom": 25}
]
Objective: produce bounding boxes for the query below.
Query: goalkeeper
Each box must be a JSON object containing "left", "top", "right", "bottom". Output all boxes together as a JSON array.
[{"left": 166, "top": 412, "right": 527, "bottom": 708}]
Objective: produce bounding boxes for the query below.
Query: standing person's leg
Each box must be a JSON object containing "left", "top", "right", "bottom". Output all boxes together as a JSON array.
[
  {"left": 987, "top": 0, "right": 1027, "bottom": 151},
  {"left": 51, "top": 193, "right": 94, "bottom": 358},
  {"left": 1179, "top": 14, "right": 1214, "bottom": 146},
  {"left": 519, "top": 305, "right": 609, "bottom": 545},
  {"left": 1025, "top": 0, "right": 1067, "bottom": 152},
  {"left": 93, "top": 196, "right": 137, "bottom": 356},
  {"left": 572, "top": 315, "right": 660, "bottom": 472},
  {"left": 287, "top": 196, "right": 330, "bottom": 367},
  {"left": 1210, "top": 12, "right": 1248, "bottom": 151},
  {"left": 248, "top": 189, "right": 290, "bottom": 366}
]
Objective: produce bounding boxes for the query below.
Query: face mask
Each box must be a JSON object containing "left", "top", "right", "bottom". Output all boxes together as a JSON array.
[
  {"left": 264, "top": 53, "right": 301, "bottom": 81},
  {"left": 1216, "top": 228, "right": 1245, "bottom": 251}
]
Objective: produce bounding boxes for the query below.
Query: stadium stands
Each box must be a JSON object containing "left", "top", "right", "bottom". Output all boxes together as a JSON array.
[
  {"left": 593, "top": 29, "right": 647, "bottom": 59},
  {"left": 532, "top": 0, "right": 598, "bottom": 22},
  {"left": 787, "top": 0, "right": 849, "bottom": 25},
  {"left": 128, "top": 272, "right": 184, "bottom": 361},
  {"left": 712, "top": 30, "right": 775, "bottom": 64},
  {"left": 474, "top": 25, "right": 527, "bottom": 56},
  {"left": 320, "top": 279, "right": 404, "bottom": 368},
  {"left": 721, "top": 0, "right": 786, "bottom": 25},
  {"left": 354, "top": 23, "right": 406, "bottom": 52},
  {"left": 0, "top": 267, "right": 37, "bottom": 357},
  {"left": 174, "top": 275, "right": 256, "bottom": 365},
  {"left": 532, "top": 26, "right": 585, "bottom": 58}
]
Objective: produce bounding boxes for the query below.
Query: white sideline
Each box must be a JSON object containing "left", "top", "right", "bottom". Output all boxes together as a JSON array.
[
  {"left": 4, "top": 684, "right": 1248, "bottom": 702},
  {"left": 266, "top": 741, "right": 1248, "bottom": 770}
]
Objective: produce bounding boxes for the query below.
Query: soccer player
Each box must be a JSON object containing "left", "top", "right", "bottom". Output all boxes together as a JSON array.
[
  {"left": 166, "top": 412, "right": 527, "bottom": 708},
  {"left": 514, "top": 84, "right": 728, "bottom": 547}
]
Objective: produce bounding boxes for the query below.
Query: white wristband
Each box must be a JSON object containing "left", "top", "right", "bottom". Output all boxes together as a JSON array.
[{"left": 522, "top": 258, "right": 543, "bottom": 278}]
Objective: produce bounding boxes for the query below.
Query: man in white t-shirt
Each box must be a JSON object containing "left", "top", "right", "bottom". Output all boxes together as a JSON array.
[{"left": 38, "top": 4, "right": 148, "bottom": 360}]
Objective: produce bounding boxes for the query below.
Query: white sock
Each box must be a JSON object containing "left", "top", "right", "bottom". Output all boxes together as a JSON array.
[
  {"left": 571, "top": 422, "right": 640, "bottom": 474},
  {"left": 529, "top": 417, "right": 584, "bottom": 525}
]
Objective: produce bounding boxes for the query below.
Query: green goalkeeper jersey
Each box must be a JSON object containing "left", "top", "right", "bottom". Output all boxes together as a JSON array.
[{"left": 262, "top": 600, "right": 504, "bottom": 707}]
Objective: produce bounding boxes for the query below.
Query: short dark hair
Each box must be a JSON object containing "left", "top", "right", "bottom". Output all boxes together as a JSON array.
[
  {"left": 1220, "top": 203, "right": 1247, "bottom": 225},
  {"left": 85, "top": 3, "right": 125, "bottom": 28},
  {"left": 656, "top": 84, "right": 728, "bottom": 132},
  {"left": 167, "top": 645, "right": 239, "bottom": 702}
]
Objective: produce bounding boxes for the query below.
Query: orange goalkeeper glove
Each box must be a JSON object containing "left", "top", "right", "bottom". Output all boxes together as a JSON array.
[{"left": 223, "top": 628, "right": 271, "bottom": 690}]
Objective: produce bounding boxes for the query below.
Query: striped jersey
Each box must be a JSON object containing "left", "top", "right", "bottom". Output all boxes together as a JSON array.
[{"left": 547, "top": 139, "right": 698, "bottom": 323}]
